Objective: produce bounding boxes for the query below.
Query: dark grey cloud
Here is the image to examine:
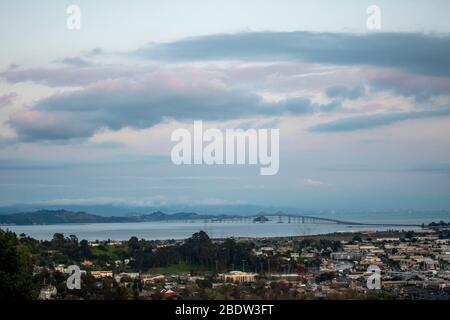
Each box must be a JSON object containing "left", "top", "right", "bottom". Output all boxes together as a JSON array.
[
  {"left": 56, "top": 57, "right": 93, "bottom": 68},
  {"left": 136, "top": 31, "right": 450, "bottom": 77},
  {"left": 325, "top": 85, "right": 365, "bottom": 100},
  {"left": 9, "top": 84, "right": 319, "bottom": 141},
  {"left": 369, "top": 75, "right": 450, "bottom": 102},
  {"left": 7, "top": 64, "right": 20, "bottom": 70},
  {"left": 0, "top": 158, "right": 80, "bottom": 170},
  {"left": 0, "top": 137, "right": 17, "bottom": 149},
  {"left": 320, "top": 100, "right": 342, "bottom": 113},
  {"left": 0, "top": 156, "right": 169, "bottom": 170},
  {"left": 84, "top": 48, "right": 103, "bottom": 57},
  {"left": 309, "top": 109, "right": 450, "bottom": 132},
  {"left": 318, "top": 84, "right": 358, "bottom": 113},
  {"left": 11, "top": 118, "right": 95, "bottom": 142},
  {"left": 278, "top": 97, "right": 315, "bottom": 114}
]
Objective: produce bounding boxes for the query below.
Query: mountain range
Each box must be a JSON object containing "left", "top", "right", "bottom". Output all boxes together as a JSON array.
[
  {"left": 0, "top": 203, "right": 302, "bottom": 217},
  {"left": 0, "top": 209, "right": 240, "bottom": 225}
]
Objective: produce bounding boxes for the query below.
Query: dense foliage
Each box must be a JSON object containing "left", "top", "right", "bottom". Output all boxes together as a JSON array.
[{"left": 0, "top": 229, "right": 34, "bottom": 299}]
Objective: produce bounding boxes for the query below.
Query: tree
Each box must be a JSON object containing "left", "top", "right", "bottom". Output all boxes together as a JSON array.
[
  {"left": 127, "top": 236, "right": 140, "bottom": 251},
  {"left": 181, "top": 231, "right": 217, "bottom": 266},
  {"left": 404, "top": 231, "right": 415, "bottom": 239},
  {"left": 52, "top": 233, "right": 65, "bottom": 243},
  {"left": 77, "top": 239, "right": 92, "bottom": 259},
  {"left": 0, "top": 229, "right": 35, "bottom": 299}
]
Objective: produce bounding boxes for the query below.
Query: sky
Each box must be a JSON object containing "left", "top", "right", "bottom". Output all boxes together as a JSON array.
[{"left": 1, "top": 0, "right": 450, "bottom": 211}]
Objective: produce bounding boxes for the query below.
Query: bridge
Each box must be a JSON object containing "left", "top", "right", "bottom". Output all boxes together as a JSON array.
[{"left": 204, "top": 211, "right": 421, "bottom": 227}]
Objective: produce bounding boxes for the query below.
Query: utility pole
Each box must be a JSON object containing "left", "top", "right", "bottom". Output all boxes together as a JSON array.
[{"left": 242, "top": 259, "right": 246, "bottom": 272}]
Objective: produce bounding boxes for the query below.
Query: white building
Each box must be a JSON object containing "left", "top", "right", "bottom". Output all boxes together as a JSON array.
[{"left": 221, "top": 271, "right": 258, "bottom": 283}]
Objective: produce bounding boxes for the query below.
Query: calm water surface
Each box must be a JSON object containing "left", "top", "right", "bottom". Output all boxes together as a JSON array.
[
  {"left": 4, "top": 211, "right": 448, "bottom": 240},
  {"left": 3, "top": 220, "right": 422, "bottom": 241}
]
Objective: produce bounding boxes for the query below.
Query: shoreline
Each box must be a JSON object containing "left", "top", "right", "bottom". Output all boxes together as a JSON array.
[
  {"left": 3, "top": 224, "right": 425, "bottom": 242},
  {"left": 0, "top": 220, "right": 422, "bottom": 227}
]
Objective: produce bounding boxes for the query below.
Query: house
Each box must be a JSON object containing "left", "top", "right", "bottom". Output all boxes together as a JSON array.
[
  {"left": 221, "top": 271, "right": 257, "bottom": 283},
  {"left": 81, "top": 260, "right": 93, "bottom": 267},
  {"left": 38, "top": 286, "right": 57, "bottom": 300},
  {"left": 91, "top": 271, "right": 113, "bottom": 278},
  {"left": 290, "top": 253, "right": 300, "bottom": 260},
  {"left": 141, "top": 274, "right": 165, "bottom": 284},
  {"left": 161, "top": 289, "right": 177, "bottom": 298},
  {"left": 54, "top": 264, "right": 65, "bottom": 273},
  {"left": 115, "top": 272, "right": 140, "bottom": 283},
  {"left": 331, "top": 252, "right": 362, "bottom": 261},
  {"left": 268, "top": 273, "right": 300, "bottom": 281}
]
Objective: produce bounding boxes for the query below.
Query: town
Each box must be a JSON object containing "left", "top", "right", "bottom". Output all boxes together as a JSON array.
[{"left": 1, "top": 222, "right": 449, "bottom": 300}]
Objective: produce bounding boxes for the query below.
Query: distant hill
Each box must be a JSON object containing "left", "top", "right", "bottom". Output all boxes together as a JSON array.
[
  {"left": 0, "top": 203, "right": 303, "bottom": 217},
  {"left": 0, "top": 209, "right": 239, "bottom": 225},
  {"left": 135, "top": 211, "right": 238, "bottom": 221},
  {"left": 0, "top": 210, "right": 129, "bottom": 225}
]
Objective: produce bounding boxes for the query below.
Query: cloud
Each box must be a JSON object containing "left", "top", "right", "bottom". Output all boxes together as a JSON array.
[
  {"left": 90, "top": 141, "right": 126, "bottom": 149},
  {"left": 10, "top": 62, "right": 447, "bottom": 141},
  {"left": 136, "top": 31, "right": 450, "bottom": 77},
  {"left": 0, "top": 93, "right": 17, "bottom": 108},
  {"left": 8, "top": 76, "right": 321, "bottom": 141},
  {"left": 84, "top": 48, "right": 103, "bottom": 57},
  {"left": 195, "top": 198, "right": 247, "bottom": 206},
  {"left": 0, "top": 66, "right": 152, "bottom": 87},
  {"left": 309, "top": 109, "right": 450, "bottom": 132},
  {"left": 302, "top": 178, "right": 328, "bottom": 187},
  {"left": 320, "top": 100, "right": 342, "bottom": 112},
  {"left": 56, "top": 57, "right": 93, "bottom": 67},
  {"left": 9, "top": 110, "right": 96, "bottom": 141},
  {"left": 27, "top": 196, "right": 169, "bottom": 207},
  {"left": 0, "top": 155, "right": 168, "bottom": 170},
  {"left": 5, "top": 32, "right": 450, "bottom": 142},
  {"left": 6, "top": 64, "right": 20, "bottom": 70},
  {"left": 367, "top": 69, "right": 450, "bottom": 102},
  {"left": 321, "top": 84, "right": 364, "bottom": 113},
  {"left": 0, "top": 137, "right": 18, "bottom": 148},
  {"left": 325, "top": 84, "right": 365, "bottom": 100}
]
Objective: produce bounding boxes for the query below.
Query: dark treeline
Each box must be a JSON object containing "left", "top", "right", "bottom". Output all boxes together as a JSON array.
[
  {"left": 2, "top": 229, "right": 343, "bottom": 275},
  {"left": 2, "top": 229, "right": 272, "bottom": 273},
  {"left": 122, "top": 231, "right": 342, "bottom": 273},
  {"left": 126, "top": 231, "right": 260, "bottom": 272}
]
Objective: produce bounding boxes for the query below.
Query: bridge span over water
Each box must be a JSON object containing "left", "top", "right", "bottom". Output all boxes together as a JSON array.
[{"left": 203, "top": 211, "right": 420, "bottom": 227}]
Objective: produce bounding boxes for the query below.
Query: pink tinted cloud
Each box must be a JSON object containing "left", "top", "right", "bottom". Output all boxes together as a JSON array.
[
  {"left": 0, "top": 92, "right": 18, "bottom": 108},
  {"left": 303, "top": 178, "right": 329, "bottom": 187}
]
